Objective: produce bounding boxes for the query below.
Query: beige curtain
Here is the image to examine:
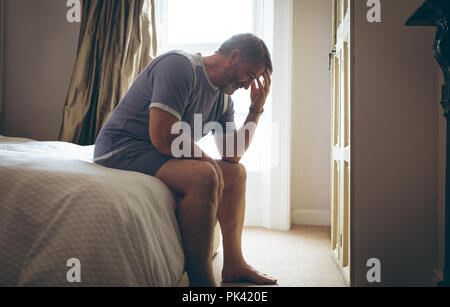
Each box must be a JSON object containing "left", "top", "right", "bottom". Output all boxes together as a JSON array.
[{"left": 59, "top": 0, "right": 157, "bottom": 145}]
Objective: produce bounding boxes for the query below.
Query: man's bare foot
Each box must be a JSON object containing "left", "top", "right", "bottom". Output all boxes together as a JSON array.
[{"left": 222, "top": 263, "right": 278, "bottom": 285}]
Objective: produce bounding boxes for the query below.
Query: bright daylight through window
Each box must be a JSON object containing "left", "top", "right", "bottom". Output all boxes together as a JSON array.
[{"left": 155, "top": 0, "right": 268, "bottom": 165}]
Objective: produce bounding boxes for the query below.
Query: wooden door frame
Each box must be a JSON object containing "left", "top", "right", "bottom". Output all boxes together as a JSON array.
[{"left": 330, "top": 0, "right": 355, "bottom": 287}]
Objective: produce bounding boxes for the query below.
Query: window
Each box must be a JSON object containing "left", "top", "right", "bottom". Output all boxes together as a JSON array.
[
  {"left": 154, "top": 0, "right": 293, "bottom": 230},
  {"left": 157, "top": 0, "right": 256, "bottom": 53}
]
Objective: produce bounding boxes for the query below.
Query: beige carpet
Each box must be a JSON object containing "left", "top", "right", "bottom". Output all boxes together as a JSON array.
[{"left": 212, "top": 225, "right": 347, "bottom": 287}]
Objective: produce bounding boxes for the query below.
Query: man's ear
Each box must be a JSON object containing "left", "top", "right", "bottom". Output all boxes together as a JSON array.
[{"left": 228, "top": 49, "right": 241, "bottom": 65}]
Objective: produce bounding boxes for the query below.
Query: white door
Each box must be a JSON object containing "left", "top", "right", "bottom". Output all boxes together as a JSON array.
[{"left": 331, "top": 0, "right": 352, "bottom": 285}]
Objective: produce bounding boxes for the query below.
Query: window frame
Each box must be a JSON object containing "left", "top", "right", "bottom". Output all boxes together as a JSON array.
[{"left": 153, "top": 0, "right": 294, "bottom": 230}]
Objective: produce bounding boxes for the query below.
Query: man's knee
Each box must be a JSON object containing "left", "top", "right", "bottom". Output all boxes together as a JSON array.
[
  {"left": 190, "top": 161, "right": 219, "bottom": 203},
  {"left": 235, "top": 163, "right": 247, "bottom": 182},
  {"left": 225, "top": 162, "right": 247, "bottom": 188}
]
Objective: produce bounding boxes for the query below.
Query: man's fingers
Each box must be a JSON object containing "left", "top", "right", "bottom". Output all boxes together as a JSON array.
[
  {"left": 262, "top": 72, "right": 271, "bottom": 91},
  {"left": 256, "top": 76, "right": 265, "bottom": 94}
]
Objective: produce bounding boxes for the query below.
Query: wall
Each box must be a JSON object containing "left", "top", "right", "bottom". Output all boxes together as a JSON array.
[
  {"left": 291, "top": 0, "right": 443, "bottom": 287},
  {"left": 0, "top": 0, "right": 4, "bottom": 133},
  {"left": 353, "top": 0, "right": 439, "bottom": 286},
  {"left": 3, "top": 0, "right": 80, "bottom": 140},
  {"left": 291, "top": 0, "right": 333, "bottom": 226},
  {"left": 436, "top": 69, "right": 446, "bottom": 283}
]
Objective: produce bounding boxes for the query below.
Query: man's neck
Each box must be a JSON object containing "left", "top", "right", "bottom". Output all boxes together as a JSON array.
[{"left": 202, "top": 53, "right": 224, "bottom": 87}]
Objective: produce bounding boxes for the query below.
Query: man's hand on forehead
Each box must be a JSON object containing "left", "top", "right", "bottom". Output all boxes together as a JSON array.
[
  {"left": 249, "top": 70, "right": 270, "bottom": 79},
  {"left": 248, "top": 71, "right": 270, "bottom": 84}
]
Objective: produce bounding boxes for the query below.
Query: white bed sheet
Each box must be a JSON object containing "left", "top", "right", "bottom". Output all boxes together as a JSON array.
[{"left": 0, "top": 136, "right": 185, "bottom": 286}]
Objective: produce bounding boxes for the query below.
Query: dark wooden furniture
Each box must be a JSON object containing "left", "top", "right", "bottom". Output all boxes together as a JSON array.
[{"left": 406, "top": 0, "right": 450, "bottom": 287}]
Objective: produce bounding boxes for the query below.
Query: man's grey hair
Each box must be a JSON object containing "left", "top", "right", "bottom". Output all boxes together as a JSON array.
[{"left": 217, "top": 33, "right": 273, "bottom": 75}]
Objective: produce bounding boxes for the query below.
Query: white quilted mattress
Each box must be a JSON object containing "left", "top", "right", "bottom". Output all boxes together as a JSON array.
[{"left": 0, "top": 136, "right": 186, "bottom": 286}]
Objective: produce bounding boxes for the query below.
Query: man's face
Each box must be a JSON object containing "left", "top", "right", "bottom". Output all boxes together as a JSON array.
[{"left": 219, "top": 60, "right": 267, "bottom": 95}]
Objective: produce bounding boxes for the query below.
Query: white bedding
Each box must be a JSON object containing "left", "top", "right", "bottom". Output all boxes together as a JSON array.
[{"left": 0, "top": 136, "right": 186, "bottom": 286}]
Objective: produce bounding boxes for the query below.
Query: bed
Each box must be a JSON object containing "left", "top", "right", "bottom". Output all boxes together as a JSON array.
[{"left": 0, "top": 135, "right": 220, "bottom": 287}]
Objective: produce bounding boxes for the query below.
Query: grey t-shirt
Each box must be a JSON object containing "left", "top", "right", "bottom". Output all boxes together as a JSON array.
[{"left": 94, "top": 50, "right": 235, "bottom": 160}]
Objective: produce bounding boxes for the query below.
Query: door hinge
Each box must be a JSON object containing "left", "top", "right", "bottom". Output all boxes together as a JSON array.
[{"left": 329, "top": 48, "right": 336, "bottom": 71}]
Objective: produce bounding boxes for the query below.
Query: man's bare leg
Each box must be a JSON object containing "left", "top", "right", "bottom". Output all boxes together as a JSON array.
[
  {"left": 216, "top": 160, "right": 277, "bottom": 285},
  {"left": 155, "top": 159, "right": 219, "bottom": 286}
]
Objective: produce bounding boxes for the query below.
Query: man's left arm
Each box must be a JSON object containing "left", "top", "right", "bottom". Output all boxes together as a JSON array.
[{"left": 215, "top": 72, "right": 271, "bottom": 163}]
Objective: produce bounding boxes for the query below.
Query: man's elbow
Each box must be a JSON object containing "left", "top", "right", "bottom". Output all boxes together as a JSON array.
[{"left": 151, "top": 135, "right": 170, "bottom": 155}]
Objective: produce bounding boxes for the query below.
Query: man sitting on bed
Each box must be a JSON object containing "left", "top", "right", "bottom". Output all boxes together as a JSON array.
[{"left": 93, "top": 33, "right": 276, "bottom": 286}]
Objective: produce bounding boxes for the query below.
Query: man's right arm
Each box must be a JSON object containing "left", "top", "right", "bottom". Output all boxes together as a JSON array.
[{"left": 149, "top": 108, "right": 183, "bottom": 156}]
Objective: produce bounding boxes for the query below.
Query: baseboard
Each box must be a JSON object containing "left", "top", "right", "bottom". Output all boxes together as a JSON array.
[
  {"left": 433, "top": 269, "right": 443, "bottom": 286},
  {"left": 292, "top": 209, "right": 331, "bottom": 226}
]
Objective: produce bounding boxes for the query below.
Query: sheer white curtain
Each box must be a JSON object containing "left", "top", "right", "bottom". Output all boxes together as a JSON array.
[{"left": 155, "top": 0, "right": 292, "bottom": 230}]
